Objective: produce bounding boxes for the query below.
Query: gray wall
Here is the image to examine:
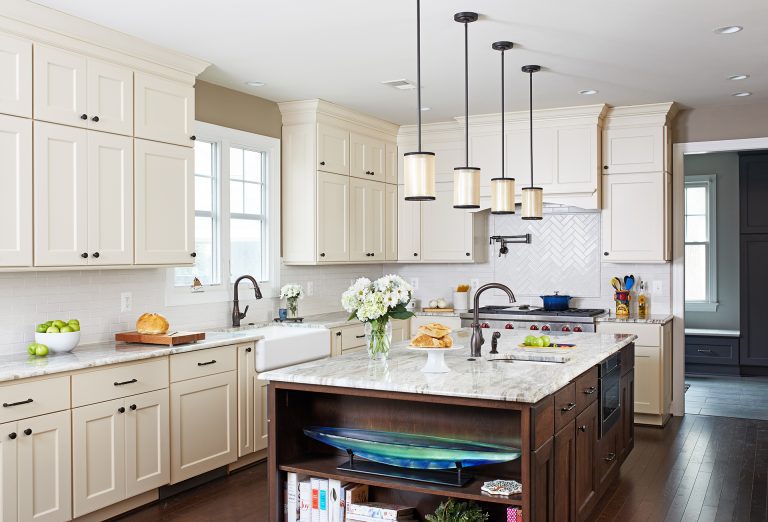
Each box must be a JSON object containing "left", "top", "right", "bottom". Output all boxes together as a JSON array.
[
  {"left": 673, "top": 101, "right": 768, "bottom": 143},
  {"left": 684, "top": 152, "right": 740, "bottom": 330}
]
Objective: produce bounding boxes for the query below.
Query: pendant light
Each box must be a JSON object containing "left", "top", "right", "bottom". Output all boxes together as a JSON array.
[
  {"left": 404, "top": 0, "right": 436, "bottom": 201},
  {"left": 490, "top": 41, "right": 516, "bottom": 214},
  {"left": 452, "top": 12, "right": 480, "bottom": 209},
  {"left": 521, "top": 65, "right": 543, "bottom": 220}
]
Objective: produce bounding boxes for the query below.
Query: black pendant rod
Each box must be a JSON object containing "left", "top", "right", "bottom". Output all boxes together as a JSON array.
[
  {"left": 529, "top": 69, "right": 533, "bottom": 187},
  {"left": 464, "top": 21, "right": 468, "bottom": 167},
  {"left": 416, "top": 0, "right": 422, "bottom": 152},
  {"left": 501, "top": 48, "right": 505, "bottom": 178}
]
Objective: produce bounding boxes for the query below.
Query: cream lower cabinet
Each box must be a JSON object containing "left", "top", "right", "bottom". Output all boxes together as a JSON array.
[
  {"left": 170, "top": 371, "right": 237, "bottom": 484},
  {"left": 0, "top": 114, "right": 32, "bottom": 267},
  {"left": 0, "top": 410, "right": 72, "bottom": 522},
  {"left": 330, "top": 320, "right": 411, "bottom": 356},
  {"left": 237, "top": 343, "right": 268, "bottom": 457},
  {"left": 350, "top": 177, "right": 385, "bottom": 262},
  {"left": 72, "top": 389, "right": 169, "bottom": 517}
]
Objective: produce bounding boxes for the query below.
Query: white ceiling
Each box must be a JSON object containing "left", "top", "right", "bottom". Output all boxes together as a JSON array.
[{"left": 32, "top": 0, "right": 768, "bottom": 125}]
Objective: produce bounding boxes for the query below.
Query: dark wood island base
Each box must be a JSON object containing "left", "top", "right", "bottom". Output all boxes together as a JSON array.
[{"left": 267, "top": 343, "right": 635, "bottom": 521}]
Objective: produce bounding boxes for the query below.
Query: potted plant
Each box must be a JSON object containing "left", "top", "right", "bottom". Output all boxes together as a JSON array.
[
  {"left": 426, "top": 499, "right": 489, "bottom": 522},
  {"left": 341, "top": 275, "right": 415, "bottom": 360},
  {"left": 280, "top": 284, "right": 304, "bottom": 318}
]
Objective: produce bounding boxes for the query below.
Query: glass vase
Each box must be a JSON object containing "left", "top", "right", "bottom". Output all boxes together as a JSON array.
[
  {"left": 365, "top": 319, "right": 392, "bottom": 361},
  {"left": 287, "top": 297, "right": 299, "bottom": 318}
]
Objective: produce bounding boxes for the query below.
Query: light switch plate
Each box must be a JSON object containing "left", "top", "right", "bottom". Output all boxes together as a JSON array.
[
  {"left": 410, "top": 278, "right": 419, "bottom": 290},
  {"left": 652, "top": 280, "right": 663, "bottom": 295},
  {"left": 120, "top": 292, "right": 132, "bottom": 312},
  {"left": 306, "top": 281, "right": 314, "bottom": 296}
]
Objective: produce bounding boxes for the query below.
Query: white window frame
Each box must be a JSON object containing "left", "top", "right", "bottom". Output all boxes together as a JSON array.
[
  {"left": 684, "top": 174, "right": 718, "bottom": 312},
  {"left": 165, "top": 121, "right": 281, "bottom": 306}
]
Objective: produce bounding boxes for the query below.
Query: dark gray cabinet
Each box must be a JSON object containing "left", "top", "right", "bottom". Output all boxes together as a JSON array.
[{"left": 740, "top": 234, "right": 768, "bottom": 366}]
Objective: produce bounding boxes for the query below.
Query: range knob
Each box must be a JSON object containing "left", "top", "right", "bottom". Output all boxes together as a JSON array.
[
  {"left": 573, "top": 326, "right": 583, "bottom": 333},
  {"left": 504, "top": 323, "right": 514, "bottom": 330},
  {"left": 541, "top": 325, "right": 551, "bottom": 331},
  {"left": 530, "top": 325, "right": 539, "bottom": 331},
  {"left": 562, "top": 326, "right": 571, "bottom": 332},
  {"left": 481, "top": 323, "right": 490, "bottom": 329}
]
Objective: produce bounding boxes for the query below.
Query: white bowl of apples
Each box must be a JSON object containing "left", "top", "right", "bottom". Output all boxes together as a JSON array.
[{"left": 34, "top": 319, "right": 81, "bottom": 353}]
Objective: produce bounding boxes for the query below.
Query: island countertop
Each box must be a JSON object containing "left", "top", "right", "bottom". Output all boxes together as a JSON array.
[{"left": 261, "top": 330, "right": 637, "bottom": 404}]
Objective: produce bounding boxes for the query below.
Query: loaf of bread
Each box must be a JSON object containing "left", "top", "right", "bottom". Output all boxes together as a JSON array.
[
  {"left": 418, "top": 322, "right": 452, "bottom": 338},
  {"left": 410, "top": 333, "right": 453, "bottom": 348},
  {"left": 136, "top": 313, "right": 169, "bottom": 335}
]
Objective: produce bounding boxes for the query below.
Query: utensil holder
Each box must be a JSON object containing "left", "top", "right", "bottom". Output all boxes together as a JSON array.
[
  {"left": 615, "top": 291, "right": 630, "bottom": 318},
  {"left": 453, "top": 291, "right": 469, "bottom": 312}
]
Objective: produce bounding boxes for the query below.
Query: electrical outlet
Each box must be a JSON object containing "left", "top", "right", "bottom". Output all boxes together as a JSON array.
[
  {"left": 410, "top": 278, "right": 419, "bottom": 290},
  {"left": 120, "top": 292, "right": 132, "bottom": 312},
  {"left": 470, "top": 279, "right": 480, "bottom": 291},
  {"left": 306, "top": 281, "right": 314, "bottom": 296},
  {"left": 652, "top": 280, "right": 663, "bottom": 295}
]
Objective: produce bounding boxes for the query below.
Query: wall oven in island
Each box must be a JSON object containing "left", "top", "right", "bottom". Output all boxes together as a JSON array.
[{"left": 599, "top": 352, "right": 622, "bottom": 438}]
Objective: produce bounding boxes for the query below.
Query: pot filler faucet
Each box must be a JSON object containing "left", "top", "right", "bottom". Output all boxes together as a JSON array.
[
  {"left": 232, "top": 275, "right": 262, "bottom": 327},
  {"left": 470, "top": 283, "right": 516, "bottom": 358}
]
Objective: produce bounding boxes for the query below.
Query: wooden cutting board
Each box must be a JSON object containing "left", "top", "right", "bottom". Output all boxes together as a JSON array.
[
  {"left": 422, "top": 308, "right": 455, "bottom": 313},
  {"left": 115, "top": 331, "right": 205, "bottom": 346}
]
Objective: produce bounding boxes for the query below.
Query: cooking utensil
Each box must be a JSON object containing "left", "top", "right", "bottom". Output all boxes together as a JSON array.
[
  {"left": 626, "top": 275, "right": 635, "bottom": 292},
  {"left": 540, "top": 291, "right": 571, "bottom": 311},
  {"left": 610, "top": 277, "right": 623, "bottom": 292}
]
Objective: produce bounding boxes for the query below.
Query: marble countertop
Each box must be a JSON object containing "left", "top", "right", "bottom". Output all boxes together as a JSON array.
[
  {"left": 414, "top": 310, "right": 463, "bottom": 318},
  {"left": 261, "top": 330, "right": 637, "bottom": 404},
  {"left": 597, "top": 314, "right": 673, "bottom": 325}
]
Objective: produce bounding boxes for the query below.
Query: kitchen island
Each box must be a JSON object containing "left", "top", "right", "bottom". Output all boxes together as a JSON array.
[{"left": 262, "top": 331, "right": 637, "bottom": 521}]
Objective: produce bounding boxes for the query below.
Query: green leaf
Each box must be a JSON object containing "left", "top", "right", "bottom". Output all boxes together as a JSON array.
[{"left": 390, "top": 309, "right": 415, "bottom": 320}]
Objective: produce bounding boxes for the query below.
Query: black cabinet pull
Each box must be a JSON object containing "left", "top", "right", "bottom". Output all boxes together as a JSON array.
[
  {"left": 561, "top": 402, "right": 576, "bottom": 412},
  {"left": 370, "top": 253, "right": 375, "bottom": 257},
  {"left": 320, "top": 161, "right": 326, "bottom": 166},
  {"left": 197, "top": 360, "right": 216, "bottom": 366},
  {"left": 80, "top": 114, "right": 88, "bottom": 120},
  {"left": 336, "top": 332, "right": 342, "bottom": 337},
  {"left": 190, "top": 252, "right": 197, "bottom": 258},
  {"left": 697, "top": 349, "right": 714, "bottom": 354},
  {"left": 92, "top": 252, "right": 100, "bottom": 258},
  {"left": 117, "top": 406, "right": 125, "bottom": 414},
  {"left": 578, "top": 425, "right": 587, "bottom": 432},
  {"left": 114, "top": 379, "right": 137, "bottom": 386},
  {"left": 465, "top": 252, "right": 470, "bottom": 257},
  {"left": 604, "top": 252, "right": 609, "bottom": 256},
  {"left": 8, "top": 432, "right": 16, "bottom": 440},
  {"left": 604, "top": 452, "right": 616, "bottom": 462},
  {"left": 23, "top": 428, "right": 31, "bottom": 436},
  {"left": 91, "top": 116, "right": 99, "bottom": 122},
  {"left": 413, "top": 252, "right": 418, "bottom": 257},
  {"left": 246, "top": 347, "right": 252, "bottom": 352},
  {"left": 583, "top": 386, "right": 597, "bottom": 395},
  {"left": 81, "top": 252, "right": 89, "bottom": 258},
  {"left": 320, "top": 253, "right": 326, "bottom": 257},
  {"left": 355, "top": 334, "right": 366, "bottom": 339},
  {"left": 190, "top": 135, "right": 196, "bottom": 141},
  {"left": 129, "top": 404, "right": 137, "bottom": 411},
  {"left": 603, "top": 165, "right": 609, "bottom": 170},
  {"left": 3, "top": 398, "right": 33, "bottom": 408}
]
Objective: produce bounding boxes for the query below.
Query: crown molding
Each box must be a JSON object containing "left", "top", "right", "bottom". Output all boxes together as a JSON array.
[
  {"left": 0, "top": 0, "right": 209, "bottom": 83},
  {"left": 279, "top": 99, "right": 399, "bottom": 136},
  {"left": 460, "top": 104, "right": 609, "bottom": 127},
  {"left": 604, "top": 102, "right": 679, "bottom": 126}
]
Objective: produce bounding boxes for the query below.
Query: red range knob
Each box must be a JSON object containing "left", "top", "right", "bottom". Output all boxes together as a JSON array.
[
  {"left": 481, "top": 323, "right": 490, "bottom": 329},
  {"left": 504, "top": 323, "right": 514, "bottom": 329},
  {"left": 573, "top": 326, "right": 583, "bottom": 333},
  {"left": 530, "top": 325, "right": 539, "bottom": 331},
  {"left": 541, "top": 325, "right": 551, "bottom": 331},
  {"left": 562, "top": 326, "right": 571, "bottom": 332}
]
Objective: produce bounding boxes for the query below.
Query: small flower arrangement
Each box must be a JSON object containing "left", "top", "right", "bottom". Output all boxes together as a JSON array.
[
  {"left": 280, "top": 284, "right": 304, "bottom": 318},
  {"left": 342, "top": 275, "right": 415, "bottom": 359}
]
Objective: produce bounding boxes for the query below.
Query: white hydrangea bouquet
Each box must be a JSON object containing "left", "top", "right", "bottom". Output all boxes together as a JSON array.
[
  {"left": 341, "top": 275, "right": 415, "bottom": 360},
  {"left": 280, "top": 284, "right": 304, "bottom": 318}
]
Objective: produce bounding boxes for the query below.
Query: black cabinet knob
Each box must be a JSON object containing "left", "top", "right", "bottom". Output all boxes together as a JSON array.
[
  {"left": 370, "top": 253, "right": 374, "bottom": 257},
  {"left": 129, "top": 404, "right": 137, "bottom": 411},
  {"left": 320, "top": 161, "right": 326, "bottom": 166},
  {"left": 8, "top": 432, "right": 16, "bottom": 440},
  {"left": 336, "top": 331, "right": 342, "bottom": 337},
  {"left": 190, "top": 252, "right": 197, "bottom": 257},
  {"left": 603, "top": 165, "right": 609, "bottom": 170},
  {"left": 578, "top": 425, "right": 587, "bottom": 432},
  {"left": 320, "top": 253, "right": 326, "bottom": 257},
  {"left": 465, "top": 252, "right": 471, "bottom": 257},
  {"left": 92, "top": 252, "right": 100, "bottom": 258},
  {"left": 81, "top": 252, "right": 88, "bottom": 258},
  {"left": 604, "top": 252, "right": 609, "bottom": 256},
  {"left": 246, "top": 347, "right": 252, "bottom": 352},
  {"left": 80, "top": 114, "right": 88, "bottom": 120},
  {"left": 190, "top": 135, "right": 196, "bottom": 141},
  {"left": 413, "top": 253, "right": 418, "bottom": 257},
  {"left": 117, "top": 407, "right": 125, "bottom": 413},
  {"left": 91, "top": 116, "right": 99, "bottom": 122},
  {"left": 23, "top": 428, "right": 31, "bottom": 436}
]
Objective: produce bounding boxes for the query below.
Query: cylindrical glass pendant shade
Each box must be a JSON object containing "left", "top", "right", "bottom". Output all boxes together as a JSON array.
[
  {"left": 453, "top": 167, "right": 480, "bottom": 208},
  {"left": 490, "top": 177, "right": 516, "bottom": 214},
  {"left": 521, "top": 187, "right": 544, "bottom": 220},
  {"left": 404, "top": 152, "right": 436, "bottom": 201}
]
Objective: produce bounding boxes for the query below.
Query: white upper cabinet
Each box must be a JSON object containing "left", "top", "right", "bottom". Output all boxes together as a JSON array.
[
  {"left": 87, "top": 132, "right": 133, "bottom": 265},
  {"left": 385, "top": 183, "right": 398, "bottom": 261},
  {"left": 349, "top": 178, "right": 385, "bottom": 262},
  {"left": 0, "top": 115, "right": 32, "bottom": 267},
  {"left": 134, "top": 72, "right": 195, "bottom": 147},
  {"left": 0, "top": 34, "right": 31, "bottom": 118},
  {"left": 602, "top": 125, "right": 665, "bottom": 174},
  {"left": 317, "top": 123, "right": 349, "bottom": 175},
  {"left": 350, "top": 132, "right": 386, "bottom": 182},
  {"left": 316, "top": 171, "right": 350, "bottom": 262},
  {"left": 397, "top": 185, "right": 420, "bottom": 261},
  {"left": 34, "top": 122, "right": 89, "bottom": 266},
  {"left": 385, "top": 142, "right": 397, "bottom": 184},
  {"left": 134, "top": 139, "right": 194, "bottom": 265},
  {"left": 34, "top": 45, "right": 88, "bottom": 128},
  {"left": 86, "top": 59, "right": 133, "bottom": 136},
  {"left": 421, "top": 182, "right": 479, "bottom": 263}
]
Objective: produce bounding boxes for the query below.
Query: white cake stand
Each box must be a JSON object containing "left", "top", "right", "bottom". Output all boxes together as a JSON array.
[{"left": 407, "top": 345, "right": 464, "bottom": 373}]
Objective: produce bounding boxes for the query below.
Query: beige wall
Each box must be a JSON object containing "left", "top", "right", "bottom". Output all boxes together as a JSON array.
[
  {"left": 195, "top": 80, "right": 281, "bottom": 138},
  {"left": 673, "top": 100, "right": 768, "bottom": 144}
]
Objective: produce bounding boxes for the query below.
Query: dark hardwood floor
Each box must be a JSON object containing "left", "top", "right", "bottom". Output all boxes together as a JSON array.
[{"left": 118, "top": 414, "right": 768, "bottom": 522}]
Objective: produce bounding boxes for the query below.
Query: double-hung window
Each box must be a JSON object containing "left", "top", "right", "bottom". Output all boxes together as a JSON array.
[
  {"left": 167, "top": 122, "right": 280, "bottom": 305},
  {"left": 684, "top": 175, "right": 718, "bottom": 311}
]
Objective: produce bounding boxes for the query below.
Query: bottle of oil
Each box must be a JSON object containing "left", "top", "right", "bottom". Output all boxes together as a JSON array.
[{"left": 637, "top": 281, "right": 649, "bottom": 319}]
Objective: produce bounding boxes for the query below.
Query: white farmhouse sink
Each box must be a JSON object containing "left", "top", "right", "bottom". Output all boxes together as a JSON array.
[{"left": 250, "top": 326, "right": 330, "bottom": 372}]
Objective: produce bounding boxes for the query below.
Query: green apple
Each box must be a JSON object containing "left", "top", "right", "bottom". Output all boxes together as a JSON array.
[
  {"left": 27, "top": 342, "right": 37, "bottom": 355},
  {"left": 540, "top": 335, "right": 551, "bottom": 347},
  {"left": 35, "top": 344, "right": 48, "bottom": 357},
  {"left": 530, "top": 337, "right": 545, "bottom": 347},
  {"left": 68, "top": 323, "right": 80, "bottom": 332},
  {"left": 60, "top": 325, "right": 74, "bottom": 333},
  {"left": 52, "top": 320, "right": 66, "bottom": 329},
  {"left": 523, "top": 335, "right": 538, "bottom": 346},
  {"left": 46, "top": 326, "right": 60, "bottom": 334},
  {"left": 68, "top": 319, "right": 79, "bottom": 326},
  {"left": 35, "top": 324, "right": 48, "bottom": 333},
  {"left": 43, "top": 321, "right": 53, "bottom": 327}
]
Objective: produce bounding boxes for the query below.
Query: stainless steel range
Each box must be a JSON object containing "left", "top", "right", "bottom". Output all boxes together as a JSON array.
[{"left": 459, "top": 305, "right": 607, "bottom": 333}]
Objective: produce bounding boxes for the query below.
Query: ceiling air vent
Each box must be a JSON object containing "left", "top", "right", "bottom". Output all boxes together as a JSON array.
[{"left": 381, "top": 79, "right": 416, "bottom": 90}]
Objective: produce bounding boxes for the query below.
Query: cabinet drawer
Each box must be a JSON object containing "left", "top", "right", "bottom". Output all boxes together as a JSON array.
[
  {"left": 685, "top": 336, "right": 738, "bottom": 366},
  {"left": 598, "top": 322, "right": 660, "bottom": 346},
  {"left": 0, "top": 376, "right": 70, "bottom": 423},
  {"left": 171, "top": 345, "right": 237, "bottom": 382},
  {"left": 72, "top": 358, "right": 168, "bottom": 408},
  {"left": 574, "top": 367, "right": 598, "bottom": 414},
  {"left": 554, "top": 383, "right": 577, "bottom": 432},
  {"left": 341, "top": 324, "right": 367, "bottom": 351}
]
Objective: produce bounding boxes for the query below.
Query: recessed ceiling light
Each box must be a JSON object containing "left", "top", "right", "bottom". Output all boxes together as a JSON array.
[
  {"left": 732, "top": 91, "right": 752, "bottom": 97},
  {"left": 728, "top": 74, "right": 750, "bottom": 81},
  {"left": 714, "top": 25, "right": 743, "bottom": 34},
  {"left": 578, "top": 89, "right": 598, "bottom": 95},
  {"left": 245, "top": 81, "right": 265, "bottom": 87},
  {"left": 420, "top": 106, "right": 431, "bottom": 111}
]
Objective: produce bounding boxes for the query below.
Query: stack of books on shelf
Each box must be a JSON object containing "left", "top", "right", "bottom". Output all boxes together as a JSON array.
[{"left": 346, "top": 502, "right": 417, "bottom": 521}]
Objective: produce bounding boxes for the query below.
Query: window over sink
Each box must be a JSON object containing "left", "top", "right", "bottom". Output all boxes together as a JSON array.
[
  {"left": 684, "top": 174, "right": 717, "bottom": 312},
  {"left": 166, "top": 121, "right": 280, "bottom": 305}
]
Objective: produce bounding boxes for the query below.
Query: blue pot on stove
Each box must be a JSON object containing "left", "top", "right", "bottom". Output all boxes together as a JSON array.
[{"left": 540, "top": 291, "right": 571, "bottom": 311}]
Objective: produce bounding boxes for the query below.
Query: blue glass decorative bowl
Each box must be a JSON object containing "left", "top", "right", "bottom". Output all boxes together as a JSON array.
[{"left": 303, "top": 426, "right": 521, "bottom": 470}]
